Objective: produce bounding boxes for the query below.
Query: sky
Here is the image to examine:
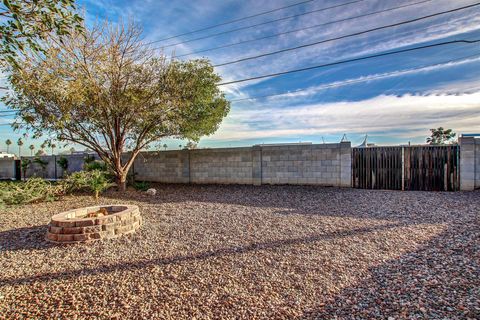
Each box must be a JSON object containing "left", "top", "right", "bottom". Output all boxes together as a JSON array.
[{"left": 1, "top": 0, "right": 480, "bottom": 154}]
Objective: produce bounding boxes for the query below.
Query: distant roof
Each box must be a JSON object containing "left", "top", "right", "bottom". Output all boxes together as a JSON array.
[
  {"left": 254, "top": 142, "right": 313, "bottom": 146},
  {"left": 461, "top": 133, "right": 480, "bottom": 137},
  {"left": 0, "top": 152, "right": 15, "bottom": 158}
]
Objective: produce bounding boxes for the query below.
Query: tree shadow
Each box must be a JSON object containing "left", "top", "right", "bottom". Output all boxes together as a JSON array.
[
  {"left": 104, "top": 184, "right": 480, "bottom": 225},
  {"left": 0, "top": 225, "right": 54, "bottom": 252},
  {"left": 300, "top": 221, "right": 480, "bottom": 319},
  {"left": 0, "top": 222, "right": 407, "bottom": 287}
]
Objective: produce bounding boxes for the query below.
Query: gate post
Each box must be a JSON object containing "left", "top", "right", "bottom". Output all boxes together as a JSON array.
[
  {"left": 459, "top": 136, "right": 476, "bottom": 190},
  {"left": 401, "top": 147, "right": 405, "bottom": 191}
]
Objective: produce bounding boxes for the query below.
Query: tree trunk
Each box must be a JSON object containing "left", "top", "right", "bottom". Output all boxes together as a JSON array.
[{"left": 116, "top": 173, "right": 127, "bottom": 192}]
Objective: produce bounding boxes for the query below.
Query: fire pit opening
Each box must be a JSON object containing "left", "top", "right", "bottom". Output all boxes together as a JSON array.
[{"left": 46, "top": 205, "right": 142, "bottom": 243}]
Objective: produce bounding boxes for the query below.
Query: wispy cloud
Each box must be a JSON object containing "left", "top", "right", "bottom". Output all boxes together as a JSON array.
[{"left": 206, "top": 92, "right": 480, "bottom": 142}]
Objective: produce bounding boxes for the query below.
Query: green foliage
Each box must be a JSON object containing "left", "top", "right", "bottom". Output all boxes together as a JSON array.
[
  {"left": 63, "top": 170, "right": 114, "bottom": 200},
  {"left": 84, "top": 160, "right": 107, "bottom": 172},
  {"left": 5, "top": 21, "right": 229, "bottom": 190},
  {"left": 133, "top": 181, "right": 150, "bottom": 191},
  {"left": 427, "top": 127, "right": 456, "bottom": 145},
  {"left": 57, "top": 156, "right": 69, "bottom": 170},
  {"left": 0, "top": 0, "right": 83, "bottom": 68},
  {"left": 0, "top": 178, "right": 64, "bottom": 208},
  {"left": 33, "top": 157, "right": 48, "bottom": 169},
  {"left": 20, "top": 158, "right": 31, "bottom": 179},
  {"left": 5, "top": 139, "right": 12, "bottom": 152}
]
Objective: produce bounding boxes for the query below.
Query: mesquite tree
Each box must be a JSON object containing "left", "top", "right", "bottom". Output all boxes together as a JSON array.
[
  {"left": 5, "top": 21, "right": 230, "bottom": 190},
  {"left": 0, "top": 0, "right": 83, "bottom": 69}
]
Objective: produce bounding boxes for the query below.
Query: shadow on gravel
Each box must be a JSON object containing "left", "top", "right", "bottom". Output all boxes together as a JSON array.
[
  {"left": 300, "top": 223, "right": 480, "bottom": 319},
  {"left": 0, "top": 222, "right": 407, "bottom": 286},
  {"left": 104, "top": 184, "right": 480, "bottom": 225},
  {"left": 0, "top": 225, "right": 53, "bottom": 252}
]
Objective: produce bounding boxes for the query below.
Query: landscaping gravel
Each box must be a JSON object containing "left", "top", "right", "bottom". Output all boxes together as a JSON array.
[{"left": 0, "top": 184, "right": 479, "bottom": 319}]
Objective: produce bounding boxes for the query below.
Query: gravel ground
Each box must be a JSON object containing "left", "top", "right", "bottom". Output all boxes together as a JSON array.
[{"left": 0, "top": 184, "right": 479, "bottom": 319}]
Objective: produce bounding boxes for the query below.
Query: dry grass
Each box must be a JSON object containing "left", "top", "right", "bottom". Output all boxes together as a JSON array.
[{"left": 0, "top": 184, "right": 479, "bottom": 319}]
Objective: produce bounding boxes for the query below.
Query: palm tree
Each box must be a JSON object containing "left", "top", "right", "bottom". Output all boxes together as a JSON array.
[
  {"left": 163, "top": 144, "right": 167, "bottom": 151},
  {"left": 49, "top": 142, "right": 56, "bottom": 155},
  {"left": 17, "top": 138, "right": 23, "bottom": 157},
  {"left": 178, "top": 144, "right": 182, "bottom": 150},
  {"left": 40, "top": 141, "right": 47, "bottom": 154},
  {"left": 5, "top": 139, "right": 12, "bottom": 153},
  {"left": 29, "top": 144, "right": 35, "bottom": 156}
]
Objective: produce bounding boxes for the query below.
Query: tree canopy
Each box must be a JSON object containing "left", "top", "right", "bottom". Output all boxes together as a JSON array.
[
  {"left": 5, "top": 21, "right": 230, "bottom": 189},
  {"left": 426, "top": 127, "right": 456, "bottom": 145},
  {"left": 0, "top": 0, "right": 83, "bottom": 69}
]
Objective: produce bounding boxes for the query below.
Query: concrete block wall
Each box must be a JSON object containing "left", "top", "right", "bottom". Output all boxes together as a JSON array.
[
  {"left": 132, "top": 142, "right": 352, "bottom": 187},
  {"left": 0, "top": 158, "right": 15, "bottom": 180},
  {"left": 459, "top": 137, "right": 479, "bottom": 190},
  {"left": 190, "top": 147, "right": 254, "bottom": 184},
  {"left": 133, "top": 151, "right": 190, "bottom": 183},
  {"left": 476, "top": 139, "right": 480, "bottom": 189},
  {"left": 260, "top": 142, "right": 351, "bottom": 186},
  {"left": 23, "top": 153, "right": 98, "bottom": 179}
]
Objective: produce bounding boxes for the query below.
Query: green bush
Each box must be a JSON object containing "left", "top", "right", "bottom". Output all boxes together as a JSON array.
[
  {"left": 0, "top": 178, "right": 65, "bottom": 208},
  {"left": 57, "top": 156, "right": 69, "bottom": 171},
  {"left": 133, "top": 181, "right": 150, "bottom": 191},
  {"left": 84, "top": 160, "right": 107, "bottom": 172},
  {"left": 63, "top": 170, "right": 115, "bottom": 200}
]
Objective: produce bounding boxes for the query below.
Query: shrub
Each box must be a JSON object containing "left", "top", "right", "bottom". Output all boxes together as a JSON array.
[
  {"left": 21, "top": 159, "right": 31, "bottom": 180},
  {"left": 63, "top": 170, "right": 114, "bottom": 200},
  {"left": 0, "top": 178, "right": 65, "bottom": 208},
  {"left": 84, "top": 160, "right": 107, "bottom": 172},
  {"left": 33, "top": 157, "right": 49, "bottom": 178},
  {"left": 133, "top": 181, "right": 150, "bottom": 191},
  {"left": 57, "top": 156, "right": 69, "bottom": 171}
]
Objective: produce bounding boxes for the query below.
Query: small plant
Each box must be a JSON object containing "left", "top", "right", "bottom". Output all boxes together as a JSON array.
[
  {"left": 64, "top": 170, "right": 114, "bottom": 201},
  {"left": 84, "top": 160, "right": 107, "bottom": 172},
  {"left": 33, "top": 157, "right": 49, "bottom": 178},
  {"left": 0, "top": 178, "right": 65, "bottom": 208},
  {"left": 21, "top": 159, "right": 31, "bottom": 180},
  {"left": 57, "top": 156, "right": 69, "bottom": 176},
  {"left": 133, "top": 181, "right": 150, "bottom": 191}
]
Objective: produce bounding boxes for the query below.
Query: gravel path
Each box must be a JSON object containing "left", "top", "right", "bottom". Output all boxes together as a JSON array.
[{"left": 0, "top": 185, "right": 479, "bottom": 319}]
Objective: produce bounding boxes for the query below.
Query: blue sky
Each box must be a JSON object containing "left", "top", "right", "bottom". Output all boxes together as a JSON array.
[{"left": 1, "top": 0, "right": 480, "bottom": 153}]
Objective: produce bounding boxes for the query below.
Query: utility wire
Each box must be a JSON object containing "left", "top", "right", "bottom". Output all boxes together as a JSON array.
[
  {"left": 214, "top": 2, "right": 480, "bottom": 67},
  {"left": 218, "top": 39, "right": 480, "bottom": 85},
  {"left": 177, "top": 0, "right": 434, "bottom": 58},
  {"left": 1, "top": 50, "right": 478, "bottom": 128},
  {"left": 230, "top": 52, "right": 480, "bottom": 102},
  {"left": 150, "top": 0, "right": 319, "bottom": 43},
  {"left": 149, "top": 0, "right": 366, "bottom": 48}
]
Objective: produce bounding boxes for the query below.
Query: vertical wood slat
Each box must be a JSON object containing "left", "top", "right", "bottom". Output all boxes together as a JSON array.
[{"left": 352, "top": 145, "right": 459, "bottom": 191}]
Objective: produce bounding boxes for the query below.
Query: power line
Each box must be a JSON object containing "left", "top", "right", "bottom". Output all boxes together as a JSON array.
[
  {"left": 218, "top": 39, "right": 480, "bottom": 85},
  {"left": 150, "top": 0, "right": 319, "bottom": 43},
  {"left": 1, "top": 51, "right": 478, "bottom": 128},
  {"left": 229, "top": 52, "right": 480, "bottom": 102},
  {"left": 214, "top": 2, "right": 480, "bottom": 67},
  {"left": 150, "top": 0, "right": 366, "bottom": 49},
  {"left": 176, "top": 0, "right": 435, "bottom": 58}
]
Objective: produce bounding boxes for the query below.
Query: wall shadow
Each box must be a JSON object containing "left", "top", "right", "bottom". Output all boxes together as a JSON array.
[{"left": 104, "top": 183, "right": 480, "bottom": 225}]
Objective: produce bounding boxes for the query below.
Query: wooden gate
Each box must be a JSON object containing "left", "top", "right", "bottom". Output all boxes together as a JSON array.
[{"left": 352, "top": 145, "right": 460, "bottom": 191}]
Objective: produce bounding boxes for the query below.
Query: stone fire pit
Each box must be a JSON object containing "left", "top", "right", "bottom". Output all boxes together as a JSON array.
[{"left": 46, "top": 205, "right": 142, "bottom": 243}]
